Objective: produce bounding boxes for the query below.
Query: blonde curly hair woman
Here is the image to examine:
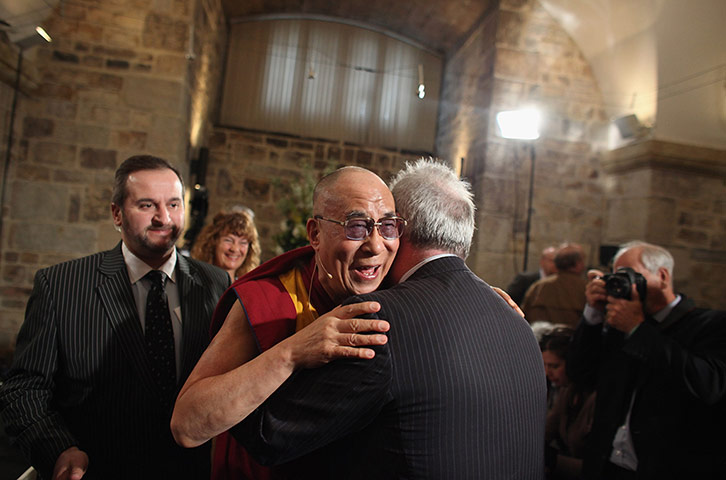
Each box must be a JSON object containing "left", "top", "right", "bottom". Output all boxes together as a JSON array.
[{"left": 191, "top": 210, "right": 260, "bottom": 281}]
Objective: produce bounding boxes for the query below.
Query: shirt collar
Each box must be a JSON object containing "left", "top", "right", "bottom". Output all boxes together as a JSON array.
[
  {"left": 398, "top": 253, "right": 457, "bottom": 284},
  {"left": 122, "top": 242, "right": 177, "bottom": 285},
  {"left": 652, "top": 294, "right": 681, "bottom": 323}
]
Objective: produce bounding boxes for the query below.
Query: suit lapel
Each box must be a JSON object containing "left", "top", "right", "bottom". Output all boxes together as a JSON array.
[{"left": 96, "top": 242, "right": 158, "bottom": 393}]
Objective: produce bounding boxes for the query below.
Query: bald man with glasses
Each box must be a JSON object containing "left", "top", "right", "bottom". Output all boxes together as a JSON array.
[{"left": 172, "top": 166, "right": 402, "bottom": 479}]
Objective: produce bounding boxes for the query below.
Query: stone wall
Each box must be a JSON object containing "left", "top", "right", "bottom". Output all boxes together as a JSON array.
[
  {"left": 202, "top": 127, "right": 426, "bottom": 262},
  {"left": 0, "top": 0, "right": 226, "bottom": 360},
  {"left": 436, "top": 0, "right": 608, "bottom": 288},
  {"left": 188, "top": 0, "right": 227, "bottom": 150},
  {"left": 602, "top": 140, "right": 726, "bottom": 309}
]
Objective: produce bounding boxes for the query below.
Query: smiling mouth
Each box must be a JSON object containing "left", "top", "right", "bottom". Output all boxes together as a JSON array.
[
  {"left": 147, "top": 227, "right": 173, "bottom": 235},
  {"left": 353, "top": 265, "right": 380, "bottom": 280}
]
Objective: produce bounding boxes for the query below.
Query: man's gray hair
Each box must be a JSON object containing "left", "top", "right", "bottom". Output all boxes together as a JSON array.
[
  {"left": 614, "top": 241, "right": 674, "bottom": 278},
  {"left": 389, "top": 158, "right": 475, "bottom": 258}
]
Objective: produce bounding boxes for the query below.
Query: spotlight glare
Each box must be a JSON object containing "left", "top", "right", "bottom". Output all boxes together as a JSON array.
[
  {"left": 496, "top": 108, "right": 541, "bottom": 140},
  {"left": 35, "top": 26, "right": 52, "bottom": 43}
]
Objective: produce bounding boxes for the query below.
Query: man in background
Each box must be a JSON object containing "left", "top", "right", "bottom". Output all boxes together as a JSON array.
[
  {"left": 232, "top": 159, "right": 547, "bottom": 479},
  {"left": 0, "top": 155, "right": 231, "bottom": 479},
  {"left": 522, "top": 242, "right": 587, "bottom": 327},
  {"left": 507, "top": 245, "right": 557, "bottom": 305},
  {"left": 568, "top": 241, "right": 726, "bottom": 479}
]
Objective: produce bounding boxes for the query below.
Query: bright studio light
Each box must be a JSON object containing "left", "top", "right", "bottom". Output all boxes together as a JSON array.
[
  {"left": 35, "top": 26, "right": 52, "bottom": 43},
  {"left": 496, "top": 108, "right": 541, "bottom": 140}
]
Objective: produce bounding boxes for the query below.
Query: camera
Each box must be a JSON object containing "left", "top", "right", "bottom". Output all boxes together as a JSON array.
[{"left": 601, "top": 267, "right": 647, "bottom": 301}]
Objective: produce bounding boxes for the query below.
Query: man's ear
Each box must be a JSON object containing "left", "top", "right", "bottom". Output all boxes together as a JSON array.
[
  {"left": 307, "top": 218, "right": 320, "bottom": 249},
  {"left": 658, "top": 267, "right": 670, "bottom": 289},
  {"left": 111, "top": 203, "right": 122, "bottom": 228}
]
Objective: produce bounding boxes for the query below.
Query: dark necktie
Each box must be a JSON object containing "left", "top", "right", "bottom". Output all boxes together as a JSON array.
[{"left": 144, "top": 270, "right": 176, "bottom": 404}]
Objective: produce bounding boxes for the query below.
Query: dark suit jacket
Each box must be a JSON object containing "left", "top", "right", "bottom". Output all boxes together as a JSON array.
[
  {"left": 567, "top": 296, "right": 726, "bottom": 479},
  {"left": 0, "top": 242, "right": 229, "bottom": 480},
  {"left": 234, "top": 256, "right": 547, "bottom": 479},
  {"left": 506, "top": 270, "right": 541, "bottom": 306}
]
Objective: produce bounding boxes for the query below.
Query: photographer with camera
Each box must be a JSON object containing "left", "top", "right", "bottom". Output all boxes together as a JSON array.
[{"left": 567, "top": 241, "right": 726, "bottom": 480}]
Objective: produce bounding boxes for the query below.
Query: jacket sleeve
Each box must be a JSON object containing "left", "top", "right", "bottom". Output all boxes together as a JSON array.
[
  {"left": 230, "top": 321, "right": 392, "bottom": 465},
  {"left": 0, "top": 269, "right": 78, "bottom": 477},
  {"left": 566, "top": 318, "right": 604, "bottom": 391},
  {"left": 623, "top": 312, "right": 726, "bottom": 405}
]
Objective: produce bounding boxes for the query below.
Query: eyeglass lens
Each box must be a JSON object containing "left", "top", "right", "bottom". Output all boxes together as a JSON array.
[{"left": 345, "top": 218, "right": 403, "bottom": 240}]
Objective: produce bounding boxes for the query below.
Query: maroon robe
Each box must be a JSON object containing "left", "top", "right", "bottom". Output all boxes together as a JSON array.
[{"left": 209, "top": 246, "right": 335, "bottom": 480}]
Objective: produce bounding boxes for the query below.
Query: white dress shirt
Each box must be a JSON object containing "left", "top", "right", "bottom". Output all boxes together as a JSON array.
[{"left": 122, "top": 242, "right": 183, "bottom": 379}]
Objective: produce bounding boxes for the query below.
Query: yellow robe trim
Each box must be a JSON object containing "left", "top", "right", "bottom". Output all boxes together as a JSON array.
[{"left": 278, "top": 266, "right": 319, "bottom": 332}]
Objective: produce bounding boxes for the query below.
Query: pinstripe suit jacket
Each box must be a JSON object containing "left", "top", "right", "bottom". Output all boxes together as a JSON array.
[
  {"left": 0, "top": 242, "right": 229, "bottom": 480},
  {"left": 234, "top": 256, "right": 547, "bottom": 479}
]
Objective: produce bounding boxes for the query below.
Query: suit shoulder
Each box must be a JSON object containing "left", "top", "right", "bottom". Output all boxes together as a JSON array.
[
  {"left": 36, "top": 250, "right": 109, "bottom": 278},
  {"left": 183, "top": 256, "right": 229, "bottom": 285},
  {"left": 689, "top": 307, "right": 726, "bottom": 329},
  {"left": 346, "top": 282, "right": 411, "bottom": 305},
  {"left": 347, "top": 274, "right": 457, "bottom": 305}
]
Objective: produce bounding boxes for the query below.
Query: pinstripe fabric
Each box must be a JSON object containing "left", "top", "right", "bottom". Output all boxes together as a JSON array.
[
  {"left": 0, "top": 242, "right": 230, "bottom": 480},
  {"left": 236, "top": 256, "right": 547, "bottom": 479}
]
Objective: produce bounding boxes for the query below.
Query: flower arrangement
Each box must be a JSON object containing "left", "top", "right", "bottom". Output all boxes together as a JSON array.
[{"left": 273, "top": 160, "right": 335, "bottom": 254}]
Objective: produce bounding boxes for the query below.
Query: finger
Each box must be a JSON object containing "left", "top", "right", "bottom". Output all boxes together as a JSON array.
[
  {"left": 345, "top": 332, "right": 388, "bottom": 347},
  {"left": 491, "top": 286, "right": 511, "bottom": 304},
  {"left": 333, "top": 346, "right": 377, "bottom": 359},
  {"left": 335, "top": 301, "right": 381, "bottom": 318},
  {"left": 70, "top": 467, "right": 86, "bottom": 480},
  {"left": 587, "top": 269, "right": 604, "bottom": 281},
  {"left": 338, "top": 318, "right": 390, "bottom": 334}
]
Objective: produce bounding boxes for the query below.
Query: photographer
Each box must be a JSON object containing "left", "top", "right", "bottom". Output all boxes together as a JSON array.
[{"left": 567, "top": 241, "right": 726, "bottom": 480}]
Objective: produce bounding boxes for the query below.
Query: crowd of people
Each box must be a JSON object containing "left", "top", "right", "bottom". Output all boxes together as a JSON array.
[{"left": 0, "top": 154, "right": 724, "bottom": 480}]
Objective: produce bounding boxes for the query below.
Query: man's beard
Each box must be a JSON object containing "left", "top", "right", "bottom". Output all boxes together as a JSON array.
[{"left": 123, "top": 217, "right": 181, "bottom": 256}]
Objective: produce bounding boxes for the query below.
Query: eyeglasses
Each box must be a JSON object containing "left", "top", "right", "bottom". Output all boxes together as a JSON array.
[{"left": 314, "top": 215, "right": 407, "bottom": 241}]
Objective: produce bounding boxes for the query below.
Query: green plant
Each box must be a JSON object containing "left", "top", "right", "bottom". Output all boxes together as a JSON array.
[{"left": 273, "top": 160, "right": 335, "bottom": 253}]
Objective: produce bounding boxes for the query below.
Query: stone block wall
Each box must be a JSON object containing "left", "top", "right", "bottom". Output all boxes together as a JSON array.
[
  {"left": 201, "top": 127, "right": 426, "bottom": 262},
  {"left": 602, "top": 140, "right": 726, "bottom": 309},
  {"left": 436, "top": 0, "right": 608, "bottom": 288},
  {"left": 0, "top": 0, "right": 226, "bottom": 360}
]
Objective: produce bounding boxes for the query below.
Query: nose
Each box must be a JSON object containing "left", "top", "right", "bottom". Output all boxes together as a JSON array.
[
  {"left": 154, "top": 204, "right": 171, "bottom": 224},
  {"left": 362, "top": 225, "right": 386, "bottom": 255}
]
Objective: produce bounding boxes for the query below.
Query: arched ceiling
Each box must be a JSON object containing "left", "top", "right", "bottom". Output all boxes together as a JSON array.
[
  {"left": 539, "top": 0, "right": 726, "bottom": 150},
  {"left": 220, "top": 0, "right": 496, "bottom": 55}
]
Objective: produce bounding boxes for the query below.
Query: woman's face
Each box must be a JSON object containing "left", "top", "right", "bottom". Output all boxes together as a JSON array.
[
  {"left": 542, "top": 350, "right": 569, "bottom": 387},
  {"left": 215, "top": 232, "right": 249, "bottom": 276}
]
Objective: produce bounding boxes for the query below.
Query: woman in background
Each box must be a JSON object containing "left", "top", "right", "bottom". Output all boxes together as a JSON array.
[
  {"left": 191, "top": 210, "right": 260, "bottom": 282},
  {"left": 540, "top": 327, "right": 573, "bottom": 409},
  {"left": 540, "top": 327, "right": 596, "bottom": 480}
]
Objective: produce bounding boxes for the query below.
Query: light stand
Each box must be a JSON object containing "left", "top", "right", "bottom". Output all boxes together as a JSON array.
[
  {"left": 522, "top": 142, "right": 536, "bottom": 271},
  {"left": 495, "top": 108, "right": 541, "bottom": 271}
]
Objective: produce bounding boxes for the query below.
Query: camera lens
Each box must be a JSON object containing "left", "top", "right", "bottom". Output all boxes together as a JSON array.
[{"left": 605, "top": 276, "right": 630, "bottom": 299}]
